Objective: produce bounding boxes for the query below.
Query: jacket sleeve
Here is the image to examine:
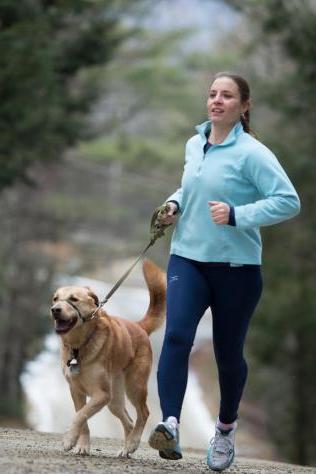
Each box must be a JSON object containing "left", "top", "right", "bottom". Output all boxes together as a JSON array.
[{"left": 234, "top": 147, "right": 301, "bottom": 229}]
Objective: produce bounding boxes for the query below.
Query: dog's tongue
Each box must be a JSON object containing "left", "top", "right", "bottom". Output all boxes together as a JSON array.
[
  {"left": 57, "top": 320, "right": 69, "bottom": 329},
  {"left": 55, "top": 318, "right": 76, "bottom": 333}
]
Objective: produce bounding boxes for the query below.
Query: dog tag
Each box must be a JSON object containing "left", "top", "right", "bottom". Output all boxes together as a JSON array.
[{"left": 68, "top": 358, "right": 80, "bottom": 374}]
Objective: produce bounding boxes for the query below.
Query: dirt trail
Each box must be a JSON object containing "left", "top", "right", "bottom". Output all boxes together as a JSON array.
[{"left": 1, "top": 428, "right": 315, "bottom": 474}]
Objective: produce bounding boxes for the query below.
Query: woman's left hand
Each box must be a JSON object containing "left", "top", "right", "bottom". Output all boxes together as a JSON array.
[{"left": 208, "top": 201, "right": 230, "bottom": 225}]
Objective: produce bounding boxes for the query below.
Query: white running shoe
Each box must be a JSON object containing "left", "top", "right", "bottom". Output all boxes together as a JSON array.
[
  {"left": 206, "top": 425, "right": 236, "bottom": 471},
  {"left": 148, "top": 416, "right": 182, "bottom": 460}
]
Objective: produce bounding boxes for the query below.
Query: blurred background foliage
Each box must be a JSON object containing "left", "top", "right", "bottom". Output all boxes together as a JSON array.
[{"left": 0, "top": 0, "right": 315, "bottom": 466}]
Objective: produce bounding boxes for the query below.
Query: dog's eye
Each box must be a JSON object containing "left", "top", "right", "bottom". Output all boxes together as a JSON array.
[
  {"left": 69, "top": 296, "right": 79, "bottom": 302},
  {"left": 53, "top": 296, "right": 58, "bottom": 302}
]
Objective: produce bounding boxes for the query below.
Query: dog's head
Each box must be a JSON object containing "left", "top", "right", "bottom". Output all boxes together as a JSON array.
[{"left": 50, "top": 286, "right": 99, "bottom": 335}]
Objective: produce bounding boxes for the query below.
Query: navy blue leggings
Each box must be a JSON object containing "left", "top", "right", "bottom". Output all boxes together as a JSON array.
[{"left": 157, "top": 254, "right": 263, "bottom": 424}]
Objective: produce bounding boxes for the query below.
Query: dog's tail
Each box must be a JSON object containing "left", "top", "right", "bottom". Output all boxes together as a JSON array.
[{"left": 138, "top": 259, "right": 166, "bottom": 335}]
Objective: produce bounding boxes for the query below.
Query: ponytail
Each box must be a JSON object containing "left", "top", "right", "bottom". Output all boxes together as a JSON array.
[
  {"left": 240, "top": 111, "right": 250, "bottom": 133},
  {"left": 241, "top": 110, "right": 258, "bottom": 138}
]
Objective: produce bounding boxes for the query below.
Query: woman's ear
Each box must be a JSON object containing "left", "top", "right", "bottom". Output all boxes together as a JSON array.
[{"left": 242, "top": 98, "right": 251, "bottom": 113}]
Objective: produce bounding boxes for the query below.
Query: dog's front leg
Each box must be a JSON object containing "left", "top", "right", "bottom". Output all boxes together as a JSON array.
[
  {"left": 63, "top": 388, "right": 110, "bottom": 452},
  {"left": 67, "top": 387, "right": 90, "bottom": 455}
]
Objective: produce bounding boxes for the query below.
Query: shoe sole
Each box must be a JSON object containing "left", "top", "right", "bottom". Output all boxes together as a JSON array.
[
  {"left": 148, "top": 424, "right": 177, "bottom": 451},
  {"left": 159, "top": 449, "right": 182, "bottom": 460}
]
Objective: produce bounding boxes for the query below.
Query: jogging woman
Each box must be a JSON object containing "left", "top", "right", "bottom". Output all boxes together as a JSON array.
[{"left": 148, "top": 72, "right": 300, "bottom": 471}]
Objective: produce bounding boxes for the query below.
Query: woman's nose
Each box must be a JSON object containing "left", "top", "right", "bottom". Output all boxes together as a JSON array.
[{"left": 214, "top": 94, "right": 223, "bottom": 103}]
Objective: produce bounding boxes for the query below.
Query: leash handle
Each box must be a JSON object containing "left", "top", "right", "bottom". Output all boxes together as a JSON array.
[{"left": 149, "top": 203, "right": 173, "bottom": 243}]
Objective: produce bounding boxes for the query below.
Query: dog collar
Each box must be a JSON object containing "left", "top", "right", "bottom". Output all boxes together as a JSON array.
[{"left": 66, "top": 328, "right": 96, "bottom": 375}]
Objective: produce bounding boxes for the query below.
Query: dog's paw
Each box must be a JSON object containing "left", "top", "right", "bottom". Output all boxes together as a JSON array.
[
  {"left": 72, "top": 434, "right": 90, "bottom": 455},
  {"left": 63, "top": 431, "right": 78, "bottom": 451},
  {"left": 126, "top": 438, "right": 140, "bottom": 454},
  {"left": 73, "top": 443, "right": 90, "bottom": 455},
  {"left": 117, "top": 439, "right": 139, "bottom": 458},
  {"left": 117, "top": 448, "right": 131, "bottom": 458}
]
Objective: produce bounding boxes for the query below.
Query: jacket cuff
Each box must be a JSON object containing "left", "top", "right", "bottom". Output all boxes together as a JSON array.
[
  {"left": 166, "top": 200, "right": 180, "bottom": 214},
  {"left": 228, "top": 206, "right": 236, "bottom": 226}
]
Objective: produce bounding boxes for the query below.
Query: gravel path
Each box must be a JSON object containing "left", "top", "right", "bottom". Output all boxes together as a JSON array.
[{"left": 1, "top": 428, "right": 315, "bottom": 474}]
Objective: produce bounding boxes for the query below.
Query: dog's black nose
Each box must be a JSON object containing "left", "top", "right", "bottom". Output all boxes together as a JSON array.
[{"left": 51, "top": 306, "right": 62, "bottom": 318}]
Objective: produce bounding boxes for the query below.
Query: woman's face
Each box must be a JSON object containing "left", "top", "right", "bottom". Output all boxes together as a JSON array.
[{"left": 207, "top": 77, "right": 249, "bottom": 127}]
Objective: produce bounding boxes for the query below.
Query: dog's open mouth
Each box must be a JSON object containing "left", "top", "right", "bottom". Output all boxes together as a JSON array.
[{"left": 55, "top": 317, "right": 78, "bottom": 334}]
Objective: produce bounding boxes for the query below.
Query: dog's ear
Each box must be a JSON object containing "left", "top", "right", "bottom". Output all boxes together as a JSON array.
[{"left": 87, "top": 290, "right": 99, "bottom": 306}]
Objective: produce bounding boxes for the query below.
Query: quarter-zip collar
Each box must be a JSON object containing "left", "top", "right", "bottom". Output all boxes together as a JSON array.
[{"left": 195, "top": 120, "right": 244, "bottom": 147}]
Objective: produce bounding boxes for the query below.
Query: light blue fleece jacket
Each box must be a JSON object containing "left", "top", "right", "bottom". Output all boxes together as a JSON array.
[{"left": 167, "top": 120, "right": 300, "bottom": 265}]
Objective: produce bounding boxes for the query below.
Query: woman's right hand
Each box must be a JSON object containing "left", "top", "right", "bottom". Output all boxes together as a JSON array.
[{"left": 158, "top": 202, "right": 179, "bottom": 225}]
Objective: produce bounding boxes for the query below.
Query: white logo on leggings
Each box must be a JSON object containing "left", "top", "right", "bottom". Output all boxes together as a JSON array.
[{"left": 170, "top": 275, "right": 179, "bottom": 282}]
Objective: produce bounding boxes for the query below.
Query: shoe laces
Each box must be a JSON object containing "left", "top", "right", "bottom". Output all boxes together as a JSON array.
[{"left": 210, "top": 429, "right": 234, "bottom": 457}]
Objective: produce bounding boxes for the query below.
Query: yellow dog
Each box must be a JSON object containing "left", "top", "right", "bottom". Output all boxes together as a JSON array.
[{"left": 50, "top": 259, "right": 166, "bottom": 456}]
